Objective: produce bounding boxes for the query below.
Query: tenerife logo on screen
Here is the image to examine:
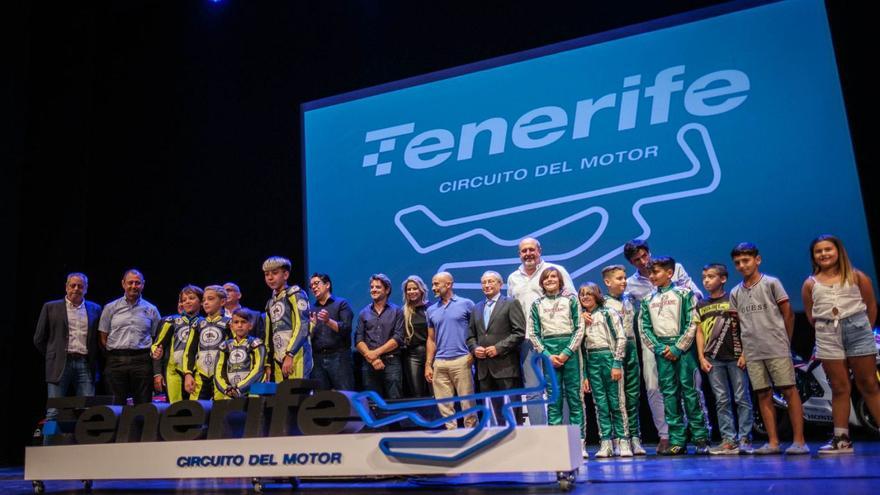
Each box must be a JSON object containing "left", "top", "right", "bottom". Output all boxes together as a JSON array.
[
  {"left": 361, "top": 65, "right": 749, "bottom": 177},
  {"left": 355, "top": 63, "right": 748, "bottom": 291}
]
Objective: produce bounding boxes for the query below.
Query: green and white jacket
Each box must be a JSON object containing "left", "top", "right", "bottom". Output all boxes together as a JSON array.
[
  {"left": 529, "top": 293, "right": 583, "bottom": 358},
  {"left": 638, "top": 284, "right": 698, "bottom": 357}
]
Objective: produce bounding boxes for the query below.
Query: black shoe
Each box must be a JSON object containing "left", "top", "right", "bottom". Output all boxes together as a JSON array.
[
  {"left": 694, "top": 439, "right": 710, "bottom": 455},
  {"left": 818, "top": 434, "right": 853, "bottom": 455},
  {"left": 660, "top": 444, "right": 687, "bottom": 456}
]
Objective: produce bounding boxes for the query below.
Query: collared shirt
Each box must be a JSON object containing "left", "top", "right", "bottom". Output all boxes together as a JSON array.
[
  {"left": 310, "top": 295, "right": 354, "bottom": 352},
  {"left": 223, "top": 305, "right": 241, "bottom": 319},
  {"left": 65, "top": 297, "right": 88, "bottom": 354},
  {"left": 506, "top": 260, "right": 574, "bottom": 337},
  {"left": 98, "top": 296, "right": 161, "bottom": 350},
  {"left": 627, "top": 263, "right": 703, "bottom": 302},
  {"left": 427, "top": 295, "right": 474, "bottom": 360},
  {"left": 483, "top": 293, "right": 501, "bottom": 328},
  {"left": 356, "top": 302, "right": 404, "bottom": 352}
]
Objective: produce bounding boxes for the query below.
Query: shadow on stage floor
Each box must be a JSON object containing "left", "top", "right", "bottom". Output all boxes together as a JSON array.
[{"left": 4, "top": 441, "right": 879, "bottom": 495}]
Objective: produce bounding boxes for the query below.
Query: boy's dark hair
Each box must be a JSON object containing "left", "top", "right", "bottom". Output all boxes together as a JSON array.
[
  {"left": 647, "top": 256, "right": 675, "bottom": 271},
  {"left": 310, "top": 272, "right": 332, "bottom": 293},
  {"left": 231, "top": 308, "right": 257, "bottom": 326},
  {"left": 703, "top": 263, "right": 728, "bottom": 278},
  {"left": 538, "top": 266, "right": 563, "bottom": 294},
  {"left": 730, "top": 242, "right": 759, "bottom": 258},
  {"left": 179, "top": 284, "right": 204, "bottom": 301},
  {"left": 623, "top": 239, "right": 649, "bottom": 261}
]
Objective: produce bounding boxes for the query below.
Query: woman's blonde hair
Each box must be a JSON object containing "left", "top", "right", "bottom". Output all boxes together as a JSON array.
[{"left": 401, "top": 275, "right": 428, "bottom": 344}]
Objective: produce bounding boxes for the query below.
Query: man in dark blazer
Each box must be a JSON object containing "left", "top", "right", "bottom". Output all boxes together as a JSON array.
[
  {"left": 33, "top": 272, "right": 102, "bottom": 420},
  {"left": 467, "top": 270, "right": 526, "bottom": 425}
]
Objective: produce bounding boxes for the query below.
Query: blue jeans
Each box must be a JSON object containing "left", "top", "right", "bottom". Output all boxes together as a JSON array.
[
  {"left": 520, "top": 340, "right": 547, "bottom": 425},
  {"left": 46, "top": 356, "right": 95, "bottom": 421},
  {"left": 707, "top": 358, "right": 753, "bottom": 441},
  {"left": 362, "top": 354, "right": 403, "bottom": 399},
  {"left": 311, "top": 349, "right": 355, "bottom": 391}
]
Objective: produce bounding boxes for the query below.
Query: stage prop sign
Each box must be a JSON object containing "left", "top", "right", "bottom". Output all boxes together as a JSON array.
[{"left": 25, "top": 356, "right": 580, "bottom": 482}]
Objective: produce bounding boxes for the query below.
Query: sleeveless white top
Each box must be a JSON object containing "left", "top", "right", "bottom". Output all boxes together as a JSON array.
[{"left": 810, "top": 276, "right": 866, "bottom": 321}]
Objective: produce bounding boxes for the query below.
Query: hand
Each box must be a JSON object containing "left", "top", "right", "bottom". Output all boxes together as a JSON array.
[
  {"left": 309, "top": 312, "right": 317, "bottom": 325},
  {"left": 282, "top": 355, "right": 294, "bottom": 377},
  {"left": 474, "top": 346, "right": 486, "bottom": 359},
  {"left": 611, "top": 368, "right": 623, "bottom": 381},
  {"left": 485, "top": 346, "right": 498, "bottom": 358},
  {"left": 550, "top": 355, "right": 563, "bottom": 368},
  {"left": 582, "top": 378, "right": 591, "bottom": 393},
  {"left": 558, "top": 353, "right": 569, "bottom": 364},
  {"left": 317, "top": 309, "right": 330, "bottom": 323},
  {"left": 263, "top": 366, "right": 272, "bottom": 382},
  {"left": 581, "top": 312, "right": 593, "bottom": 326},
  {"left": 371, "top": 358, "right": 385, "bottom": 371},
  {"left": 700, "top": 357, "right": 713, "bottom": 372},
  {"left": 153, "top": 375, "right": 165, "bottom": 392},
  {"left": 662, "top": 346, "right": 677, "bottom": 361},
  {"left": 184, "top": 374, "right": 195, "bottom": 394},
  {"left": 364, "top": 350, "right": 379, "bottom": 363},
  {"left": 424, "top": 365, "right": 434, "bottom": 383},
  {"left": 152, "top": 345, "right": 164, "bottom": 360},
  {"left": 227, "top": 387, "right": 241, "bottom": 398},
  {"left": 737, "top": 355, "right": 747, "bottom": 369}
]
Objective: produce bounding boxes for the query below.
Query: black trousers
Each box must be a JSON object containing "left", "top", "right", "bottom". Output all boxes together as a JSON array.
[
  {"left": 105, "top": 350, "right": 152, "bottom": 405},
  {"left": 478, "top": 374, "right": 524, "bottom": 426}
]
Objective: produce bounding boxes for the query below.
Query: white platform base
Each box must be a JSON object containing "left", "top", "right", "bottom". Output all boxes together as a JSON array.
[{"left": 25, "top": 425, "right": 581, "bottom": 480}]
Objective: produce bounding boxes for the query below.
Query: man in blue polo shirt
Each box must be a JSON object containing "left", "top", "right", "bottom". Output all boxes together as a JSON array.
[
  {"left": 425, "top": 272, "right": 476, "bottom": 429},
  {"left": 98, "top": 269, "right": 161, "bottom": 405}
]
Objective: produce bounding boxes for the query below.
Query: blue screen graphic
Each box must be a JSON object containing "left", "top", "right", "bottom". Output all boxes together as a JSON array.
[{"left": 303, "top": 0, "right": 875, "bottom": 313}]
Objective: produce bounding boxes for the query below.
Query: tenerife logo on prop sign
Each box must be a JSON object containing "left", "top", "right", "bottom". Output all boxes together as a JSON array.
[{"left": 47, "top": 356, "right": 558, "bottom": 464}]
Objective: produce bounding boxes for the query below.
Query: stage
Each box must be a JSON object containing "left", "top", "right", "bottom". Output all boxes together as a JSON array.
[{"left": 5, "top": 440, "right": 878, "bottom": 494}]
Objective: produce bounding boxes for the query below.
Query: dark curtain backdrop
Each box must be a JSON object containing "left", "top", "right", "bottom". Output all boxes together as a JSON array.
[{"left": 3, "top": 0, "right": 874, "bottom": 465}]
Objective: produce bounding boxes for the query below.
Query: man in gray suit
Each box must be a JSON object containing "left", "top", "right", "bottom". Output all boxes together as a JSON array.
[
  {"left": 467, "top": 270, "right": 526, "bottom": 426},
  {"left": 33, "top": 272, "right": 102, "bottom": 420}
]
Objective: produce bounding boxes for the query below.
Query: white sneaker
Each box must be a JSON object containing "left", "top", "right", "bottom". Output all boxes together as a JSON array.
[
  {"left": 596, "top": 440, "right": 614, "bottom": 458},
  {"left": 581, "top": 445, "right": 589, "bottom": 459},
  {"left": 618, "top": 438, "right": 633, "bottom": 457},
  {"left": 630, "top": 437, "right": 647, "bottom": 456}
]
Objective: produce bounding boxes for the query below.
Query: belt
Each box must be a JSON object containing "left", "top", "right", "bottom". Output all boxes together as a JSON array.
[
  {"left": 107, "top": 349, "right": 150, "bottom": 356},
  {"left": 67, "top": 352, "right": 88, "bottom": 360},
  {"left": 314, "top": 347, "right": 348, "bottom": 355}
]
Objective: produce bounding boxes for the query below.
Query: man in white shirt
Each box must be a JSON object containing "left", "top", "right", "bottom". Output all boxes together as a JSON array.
[
  {"left": 506, "top": 237, "right": 575, "bottom": 425},
  {"left": 34, "top": 273, "right": 103, "bottom": 422}
]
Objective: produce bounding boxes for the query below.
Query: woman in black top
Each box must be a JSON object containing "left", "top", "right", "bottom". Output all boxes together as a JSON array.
[{"left": 401, "top": 275, "right": 431, "bottom": 398}]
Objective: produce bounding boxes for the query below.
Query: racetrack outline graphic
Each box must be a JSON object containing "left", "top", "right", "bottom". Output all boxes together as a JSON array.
[
  {"left": 394, "top": 123, "right": 721, "bottom": 289},
  {"left": 350, "top": 352, "right": 559, "bottom": 464}
]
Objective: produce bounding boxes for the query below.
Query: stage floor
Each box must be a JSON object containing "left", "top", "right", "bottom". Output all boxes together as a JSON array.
[{"left": 4, "top": 441, "right": 879, "bottom": 494}]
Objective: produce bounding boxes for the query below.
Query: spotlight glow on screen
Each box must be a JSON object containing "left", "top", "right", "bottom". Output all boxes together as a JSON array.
[{"left": 302, "top": 0, "right": 875, "bottom": 313}]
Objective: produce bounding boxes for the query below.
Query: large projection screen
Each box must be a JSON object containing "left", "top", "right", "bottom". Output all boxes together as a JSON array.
[{"left": 303, "top": 0, "right": 875, "bottom": 313}]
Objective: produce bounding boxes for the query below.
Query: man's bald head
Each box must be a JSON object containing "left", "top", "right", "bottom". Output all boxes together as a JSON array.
[
  {"left": 518, "top": 237, "right": 543, "bottom": 273},
  {"left": 431, "top": 271, "right": 454, "bottom": 299}
]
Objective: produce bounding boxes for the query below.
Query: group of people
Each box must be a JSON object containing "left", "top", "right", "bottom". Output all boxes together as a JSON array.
[{"left": 34, "top": 235, "right": 879, "bottom": 459}]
